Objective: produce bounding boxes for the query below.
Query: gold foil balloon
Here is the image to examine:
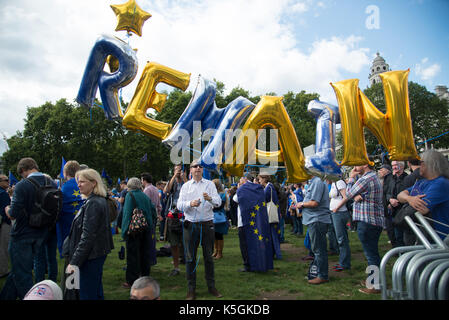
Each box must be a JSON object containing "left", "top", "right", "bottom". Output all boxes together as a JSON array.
[
  {"left": 331, "top": 69, "right": 418, "bottom": 166},
  {"left": 379, "top": 70, "right": 418, "bottom": 160},
  {"left": 106, "top": 48, "right": 137, "bottom": 73},
  {"left": 111, "top": 0, "right": 152, "bottom": 37},
  {"left": 106, "top": 55, "right": 120, "bottom": 73},
  {"left": 222, "top": 96, "right": 311, "bottom": 182},
  {"left": 122, "top": 62, "right": 191, "bottom": 140}
]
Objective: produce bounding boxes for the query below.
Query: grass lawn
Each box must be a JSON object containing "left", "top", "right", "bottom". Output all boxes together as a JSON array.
[{"left": 0, "top": 222, "right": 394, "bottom": 300}]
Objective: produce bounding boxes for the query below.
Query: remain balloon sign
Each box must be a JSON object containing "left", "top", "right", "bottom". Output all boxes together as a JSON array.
[{"left": 76, "top": 2, "right": 419, "bottom": 182}]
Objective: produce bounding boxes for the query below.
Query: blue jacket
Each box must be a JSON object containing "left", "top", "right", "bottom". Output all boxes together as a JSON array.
[{"left": 0, "top": 187, "right": 11, "bottom": 225}]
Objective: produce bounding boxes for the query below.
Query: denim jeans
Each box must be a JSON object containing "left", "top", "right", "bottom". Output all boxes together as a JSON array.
[
  {"left": 79, "top": 255, "right": 107, "bottom": 300},
  {"left": 307, "top": 221, "right": 329, "bottom": 280},
  {"left": 357, "top": 221, "right": 383, "bottom": 267},
  {"left": 279, "top": 216, "right": 285, "bottom": 242},
  {"left": 0, "top": 231, "right": 47, "bottom": 300},
  {"left": 292, "top": 216, "right": 303, "bottom": 235},
  {"left": 327, "top": 220, "right": 339, "bottom": 253},
  {"left": 34, "top": 230, "right": 58, "bottom": 282},
  {"left": 331, "top": 210, "right": 351, "bottom": 269}
]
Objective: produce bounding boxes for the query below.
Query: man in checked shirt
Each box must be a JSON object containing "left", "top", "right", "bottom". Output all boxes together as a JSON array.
[{"left": 332, "top": 160, "right": 385, "bottom": 294}]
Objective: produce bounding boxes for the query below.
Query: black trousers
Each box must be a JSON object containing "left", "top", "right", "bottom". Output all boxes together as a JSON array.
[
  {"left": 183, "top": 220, "right": 215, "bottom": 290},
  {"left": 238, "top": 226, "right": 250, "bottom": 271},
  {"left": 125, "top": 228, "right": 152, "bottom": 285}
]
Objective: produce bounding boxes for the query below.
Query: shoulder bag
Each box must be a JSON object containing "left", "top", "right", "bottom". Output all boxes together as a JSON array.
[
  {"left": 267, "top": 185, "right": 279, "bottom": 224},
  {"left": 127, "top": 192, "right": 148, "bottom": 236}
]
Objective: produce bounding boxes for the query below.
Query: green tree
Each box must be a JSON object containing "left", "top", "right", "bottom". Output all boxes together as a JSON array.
[{"left": 282, "top": 90, "right": 320, "bottom": 149}]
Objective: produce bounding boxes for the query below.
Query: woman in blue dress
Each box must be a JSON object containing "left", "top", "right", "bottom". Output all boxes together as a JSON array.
[{"left": 212, "top": 179, "right": 229, "bottom": 259}]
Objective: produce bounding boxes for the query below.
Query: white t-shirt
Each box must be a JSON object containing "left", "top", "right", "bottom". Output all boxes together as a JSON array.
[
  {"left": 329, "top": 180, "right": 348, "bottom": 212},
  {"left": 233, "top": 194, "right": 243, "bottom": 227}
]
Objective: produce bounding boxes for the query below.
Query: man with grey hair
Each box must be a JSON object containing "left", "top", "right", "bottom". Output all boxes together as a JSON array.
[
  {"left": 130, "top": 276, "right": 160, "bottom": 300},
  {"left": 384, "top": 160, "right": 408, "bottom": 247},
  {"left": 398, "top": 150, "right": 449, "bottom": 240}
]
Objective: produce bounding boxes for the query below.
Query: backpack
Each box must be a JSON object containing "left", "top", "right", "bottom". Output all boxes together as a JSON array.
[
  {"left": 105, "top": 195, "right": 118, "bottom": 222},
  {"left": 127, "top": 192, "right": 148, "bottom": 236},
  {"left": 26, "top": 177, "right": 62, "bottom": 229}
]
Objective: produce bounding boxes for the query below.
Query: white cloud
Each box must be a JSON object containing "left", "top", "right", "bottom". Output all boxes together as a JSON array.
[
  {"left": 0, "top": 0, "right": 370, "bottom": 138},
  {"left": 415, "top": 58, "right": 441, "bottom": 81},
  {"left": 291, "top": 2, "right": 309, "bottom": 13}
]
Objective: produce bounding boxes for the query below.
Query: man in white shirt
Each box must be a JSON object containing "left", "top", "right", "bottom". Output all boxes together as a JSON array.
[{"left": 177, "top": 159, "right": 222, "bottom": 300}]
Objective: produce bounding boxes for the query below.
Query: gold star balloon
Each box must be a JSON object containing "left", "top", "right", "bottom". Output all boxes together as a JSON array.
[{"left": 111, "top": 0, "right": 151, "bottom": 37}]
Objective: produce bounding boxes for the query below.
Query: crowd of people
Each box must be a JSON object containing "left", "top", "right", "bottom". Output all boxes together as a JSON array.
[{"left": 0, "top": 149, "right": 448, "bottom": 300}]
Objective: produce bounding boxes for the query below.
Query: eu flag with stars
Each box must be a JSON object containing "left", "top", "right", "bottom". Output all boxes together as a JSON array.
[
  {"left": 237, "top": 181, "right": 273, "bottom": 272},
  {"left": 8, "top": 171, "right": 19, "bottom": 187}
]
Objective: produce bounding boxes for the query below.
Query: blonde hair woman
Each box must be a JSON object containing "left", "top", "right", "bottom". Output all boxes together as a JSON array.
[{"left": 65, "top": 168, "right": 113, "bottom": 300}]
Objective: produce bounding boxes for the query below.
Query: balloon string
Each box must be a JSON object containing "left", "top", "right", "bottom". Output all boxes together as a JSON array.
[{"left": 417, "top": 130, "right": 449, "bottom": 145}]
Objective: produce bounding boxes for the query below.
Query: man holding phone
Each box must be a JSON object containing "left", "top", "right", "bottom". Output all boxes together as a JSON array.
[{"left": 177, "top": 159, "right": 222, "bottom": 300}]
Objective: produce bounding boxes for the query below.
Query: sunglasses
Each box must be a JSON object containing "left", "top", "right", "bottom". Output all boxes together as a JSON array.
[
  {"left": 0, "top": 179, "right": 9, "bottom": 182},
  {"left": 191, "top": 165, "right": 203, "bottom": 169}
]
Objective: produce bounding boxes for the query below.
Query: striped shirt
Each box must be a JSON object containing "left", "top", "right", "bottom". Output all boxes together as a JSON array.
[{"left": 346, "top": 171, "right": 385, "bottom": 228}]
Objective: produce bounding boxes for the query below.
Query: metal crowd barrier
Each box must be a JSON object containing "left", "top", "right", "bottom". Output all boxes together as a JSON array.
[{"left": 380, "top": 211, "right": 449, "bottom": 300}]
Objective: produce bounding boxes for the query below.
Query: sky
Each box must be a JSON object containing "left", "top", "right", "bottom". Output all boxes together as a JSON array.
[{"left": 1, "top": 0, "right": 448, "bottom": 155}]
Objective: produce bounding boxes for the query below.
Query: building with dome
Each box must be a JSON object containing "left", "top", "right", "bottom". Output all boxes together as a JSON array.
[
  {"left": 368, "top": 52, "right": 390, "bottom": 86},
  {"left": 435, "top": 85, "right": 449, "bottom": 103}
]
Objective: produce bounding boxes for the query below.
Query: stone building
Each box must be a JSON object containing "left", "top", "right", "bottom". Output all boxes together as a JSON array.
[{"left": 368, "top": 52, "right": 390, "bottom": 86}]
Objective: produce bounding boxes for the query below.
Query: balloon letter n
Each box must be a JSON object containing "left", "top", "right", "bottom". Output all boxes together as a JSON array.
[{"left": 331, "top": 70, "right": 419, "bottom": 166}]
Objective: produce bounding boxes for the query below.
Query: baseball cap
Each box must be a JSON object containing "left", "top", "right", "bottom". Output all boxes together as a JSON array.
[
  {"left": 380, "top": 164, "right": 392, "bottom": 171},
  {"left": 24, "top": 280, "right": 63, "bottom": 300}
]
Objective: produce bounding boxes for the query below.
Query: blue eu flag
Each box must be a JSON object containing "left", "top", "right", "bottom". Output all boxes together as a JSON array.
[
  {"left": 101, "top": 168, "right": 112, "bottom": 186},
  {"left": 8, "top": 171, "right": 19, "bottom": 187},
  {"left": 237, "top": 182, "right": 273, "bottom": 272},
  {"left": 60, "top": 156, "right": 66, "bottom": 179}
]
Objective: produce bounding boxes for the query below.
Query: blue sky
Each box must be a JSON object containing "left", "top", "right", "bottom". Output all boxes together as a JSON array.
[
  {"left": 293, "top": 0, "right": 449, "bottom": 89},
  {"left": 0, "top": 0, "right": 448, "bottom": 154}
]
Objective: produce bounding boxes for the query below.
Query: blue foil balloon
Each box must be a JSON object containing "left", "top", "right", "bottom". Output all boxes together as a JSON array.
[
  {"left": 200, "top": 97, "right": 255, "bottom": 171},
  {"left": 305, "top": 99, "right": 342, "bottom": 180},
  {"left": 76, "top": 34, "right": 138, "bottom": 119},
  {"left": 162, "top": 76, "right": 217, "bottom": 149}
]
